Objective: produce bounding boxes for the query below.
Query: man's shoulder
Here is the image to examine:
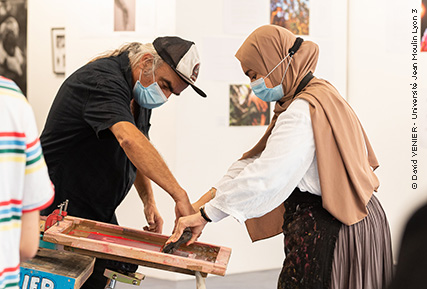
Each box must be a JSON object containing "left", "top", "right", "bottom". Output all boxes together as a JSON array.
[
  {"left": 86, "top": 52, "right": 130, "bottom": 74},
  {"left": 77, "top": 53, "right": 132, "bottom": 89}
]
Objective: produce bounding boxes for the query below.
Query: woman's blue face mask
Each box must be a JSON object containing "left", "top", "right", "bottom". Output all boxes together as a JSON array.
[
  {"left": 133, "top": 66, "right": 168, "bottom": 109},
  {"left": 249, "top": 53, "right": 292, "bottom": 102}
]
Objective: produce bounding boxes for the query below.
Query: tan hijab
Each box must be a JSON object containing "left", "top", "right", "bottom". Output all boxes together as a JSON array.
[{"left": 236, "top": 25, "right": 380, "bottom": 242}]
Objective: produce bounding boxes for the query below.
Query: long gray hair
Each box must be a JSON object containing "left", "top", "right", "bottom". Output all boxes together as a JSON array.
[{"left": 89, "top": 42, "right": 164, "bottom": 74}]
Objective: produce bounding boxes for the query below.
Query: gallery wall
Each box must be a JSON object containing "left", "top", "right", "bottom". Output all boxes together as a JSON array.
[
  {"left": 347, "top": 0, "right": 427, "bottom": 253},
  {"left": 26, "top": 0, "right": 426, "bottom": 282},
  {"left": 27, "top": 0, "right": 66, "bottom": 131}
]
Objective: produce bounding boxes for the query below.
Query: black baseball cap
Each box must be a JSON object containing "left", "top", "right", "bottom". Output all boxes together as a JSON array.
[{"left": 153, "top": 36, "right": 207, "bottom": 97}]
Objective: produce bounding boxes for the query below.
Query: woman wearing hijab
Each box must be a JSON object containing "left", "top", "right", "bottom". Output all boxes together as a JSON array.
[{"left": 167, "top": 25, "right": 393, "bottom": 289}]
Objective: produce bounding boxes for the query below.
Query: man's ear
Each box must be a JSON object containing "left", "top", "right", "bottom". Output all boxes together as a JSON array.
[{"left": 139, "top": 53, "right": 154, "bottom": 69}]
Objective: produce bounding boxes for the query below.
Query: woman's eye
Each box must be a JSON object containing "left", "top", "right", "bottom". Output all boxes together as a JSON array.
[{"left": 247, "top": 72, "right": 255, "bottom": 79}]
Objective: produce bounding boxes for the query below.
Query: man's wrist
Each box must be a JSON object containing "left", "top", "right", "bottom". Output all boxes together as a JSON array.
[
  {"left": 171, "top": 188, "right": 189, "bottom": 203},
  {"left": 144, "top": 200, "right": 156, "bottom": 207}
]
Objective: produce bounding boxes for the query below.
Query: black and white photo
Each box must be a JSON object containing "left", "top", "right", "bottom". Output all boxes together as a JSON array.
[
  {"left": 0, "top": 0, "right": 27, "bottom": 94},
  {"left": 51, "top": 28, "right": 65, "bottom": 75}
]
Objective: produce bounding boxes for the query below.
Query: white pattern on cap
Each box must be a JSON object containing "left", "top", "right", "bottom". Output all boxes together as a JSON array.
[{"left": 176, "top": 44, "right": 200, "bottom": 85}]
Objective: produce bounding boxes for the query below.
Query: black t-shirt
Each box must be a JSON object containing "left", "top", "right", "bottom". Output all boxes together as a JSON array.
[{"left": 40, "top": 52, "right": 151, "bottom": 223}]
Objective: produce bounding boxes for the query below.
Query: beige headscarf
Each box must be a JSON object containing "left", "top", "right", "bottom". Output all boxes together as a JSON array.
[{"left": 236, "top": 25, "right": 380, "bottom": 242}]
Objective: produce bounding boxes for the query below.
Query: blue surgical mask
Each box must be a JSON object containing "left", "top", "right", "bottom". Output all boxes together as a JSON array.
[
  {"left": 250, "top": 53, "right": 292, "bottom": 102},
  {"left": 133, "top": 69, "right": 167, "bottom": 109},
  {"left": 250, "top": 78, "right": 284, "bottom": 102}
]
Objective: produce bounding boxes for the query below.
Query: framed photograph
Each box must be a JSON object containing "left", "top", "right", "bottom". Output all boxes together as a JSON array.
[
  {"left": 51, "top": 28, "right": 65, "bottom": 75},
  {"left": 229, "top": 84, "right": 270, "bottom": 126},
  {"left": 0, "top": 0, "right": 27, "bottom": 94},
  {"left": 270, "top": 0, "right": 310, "bottom": 35}
]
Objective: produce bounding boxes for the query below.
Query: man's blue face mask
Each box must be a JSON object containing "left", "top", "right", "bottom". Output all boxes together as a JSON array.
[
  {"left": 249, "top": 53, "right": 292, "bottom": 102},
  {"left": 133, "top": 66, "right": 168, "bottom": 110}
]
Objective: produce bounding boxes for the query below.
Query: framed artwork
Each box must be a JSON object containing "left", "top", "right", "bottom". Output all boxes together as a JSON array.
[
  {"left": 51, "top": 28, "right": 65, "bottom": 75},
  {"left": 114, "top": 0, "right": 136, "bottom": 31},
  {"left": 229, "top": 84, "right": 270, "bottom": 126},
  {"left": 0, "top": 0, "right": 27, "bottom": 94},
  {"left": 270, "top": 0, "right": 310, "bottom": 35}
]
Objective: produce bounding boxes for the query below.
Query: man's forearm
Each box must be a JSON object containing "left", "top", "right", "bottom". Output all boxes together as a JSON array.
[
  {"left": 134, "top": 170, "right": 155, "bottom": 205},
  {"left": 110, "top": 121, "right": 188, "bottom": 202}
]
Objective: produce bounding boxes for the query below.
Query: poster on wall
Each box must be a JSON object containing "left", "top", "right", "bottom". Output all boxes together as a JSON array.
[
  {"left": 0, "top": 0, "right": 27, "bottom": 94},
  {"left": 422, "top": 0, "right": 426, "bottom": 52},
  {"left": 51, "top": 28, "right": 65, "bottom": 75},
  {"left": 270, "top": 0, "right": 309, "bottom": 36},
  {"left": 114, "top": 0, "right": 136, "bottom": 31},
  {"left": 229, "top": 84, "right": 270, "bottom": 126}
]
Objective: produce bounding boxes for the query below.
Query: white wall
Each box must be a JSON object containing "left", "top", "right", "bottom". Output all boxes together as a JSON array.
[
  {"left": 27, "top": 0, "right": 67, "bottom": 130},
  {"left": 27, "top": 0, "right": 427, "bottom": 282},
  {"left": 347, "top": 0, "right": 427, "bottom": 254}
]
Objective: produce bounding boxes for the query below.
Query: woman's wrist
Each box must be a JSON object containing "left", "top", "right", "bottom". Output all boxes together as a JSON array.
[{"left": 199, "top": 206, "right": 212, "bottom": 223}]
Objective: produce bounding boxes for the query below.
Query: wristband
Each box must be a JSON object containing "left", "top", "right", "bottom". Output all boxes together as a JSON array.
[{"left": 200, "top": 206, "right": 212, "bottom": 222}]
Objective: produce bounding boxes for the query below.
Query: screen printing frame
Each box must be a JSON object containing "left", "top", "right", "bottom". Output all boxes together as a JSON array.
[{"left": 43, "top": 216, "right": 231, "bottom": 277}]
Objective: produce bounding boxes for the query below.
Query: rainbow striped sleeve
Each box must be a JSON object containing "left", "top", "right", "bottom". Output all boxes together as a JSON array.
[
  {"left": 0, "top": 132, "right": 26, "bottom": 164},
  {"left": 22, "top": 136, "right": 54, "bottom": 212},
  {"left": 24, "top": 137, "right": 46, "bottom": 175}
]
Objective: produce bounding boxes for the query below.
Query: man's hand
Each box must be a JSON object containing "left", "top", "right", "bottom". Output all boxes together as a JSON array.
[
  {"left": 143, "top": 203, "right": 164, "bottom": 233},
  {"left": 167, "top": 212, "right": 207, "bottom": 246},
  {"left": 174, "top": 198, "right": 197, "bottom": 221},
  {"left": 191, "top": 201, "right": 201, "bottom": 212}
]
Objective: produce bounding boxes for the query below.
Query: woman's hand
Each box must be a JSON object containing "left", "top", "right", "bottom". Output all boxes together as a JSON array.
[{"left": 167, "top": 211, "right": 208, "bottom": 246}]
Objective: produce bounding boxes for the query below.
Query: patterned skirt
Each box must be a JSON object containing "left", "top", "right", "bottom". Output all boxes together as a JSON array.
[{"left": 278, "top": 188, "right": 393, "bottom": 289}]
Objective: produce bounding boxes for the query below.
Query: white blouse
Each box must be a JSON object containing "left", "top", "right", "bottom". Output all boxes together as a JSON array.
[{"left": 205, "top": 98, "right": 321, "bottom": 223}]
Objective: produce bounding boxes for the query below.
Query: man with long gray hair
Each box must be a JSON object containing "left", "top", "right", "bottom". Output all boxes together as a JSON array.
[{"left": 40, "top": 36, "right": 206, "bottom": 289}]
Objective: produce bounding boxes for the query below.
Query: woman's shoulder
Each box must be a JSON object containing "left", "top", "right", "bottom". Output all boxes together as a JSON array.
[
  {"left": 280, "top": 98, "right": 310, "bottom": 118},
  {"left": 275, "top": 98, "right": 312, "bottom": 128}
]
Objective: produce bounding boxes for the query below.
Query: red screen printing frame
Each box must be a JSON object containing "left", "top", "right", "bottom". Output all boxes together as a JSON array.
[{"left": 43, "top": 216, "right": 231, "bottom": 277}]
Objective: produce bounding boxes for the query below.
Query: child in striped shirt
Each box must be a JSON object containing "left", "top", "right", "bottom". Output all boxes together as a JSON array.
[{"left": 0, "top": 76, "right": 54, "bottom": 289}]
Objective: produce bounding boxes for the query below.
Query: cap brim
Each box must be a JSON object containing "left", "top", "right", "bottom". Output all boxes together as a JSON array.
[
  {"left": 174, "top": 68, "right": 207, "bottom": 98},
  {"left": 191, "top": 84, "right": 207, "bottom": 98}
]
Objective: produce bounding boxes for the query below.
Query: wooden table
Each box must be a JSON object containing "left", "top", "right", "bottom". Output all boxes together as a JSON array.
[{"left": 20, "top": 248, "right": 95, "bottom": 289}]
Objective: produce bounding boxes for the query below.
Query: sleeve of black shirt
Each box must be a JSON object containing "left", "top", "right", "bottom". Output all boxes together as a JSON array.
[{"left": 83, "top": 74, "right": 135, "bottom": 140}]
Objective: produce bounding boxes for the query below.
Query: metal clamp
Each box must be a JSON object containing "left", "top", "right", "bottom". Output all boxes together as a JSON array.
[{"left": 103, "top": 269, "right": 145, "bottom": 289}]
